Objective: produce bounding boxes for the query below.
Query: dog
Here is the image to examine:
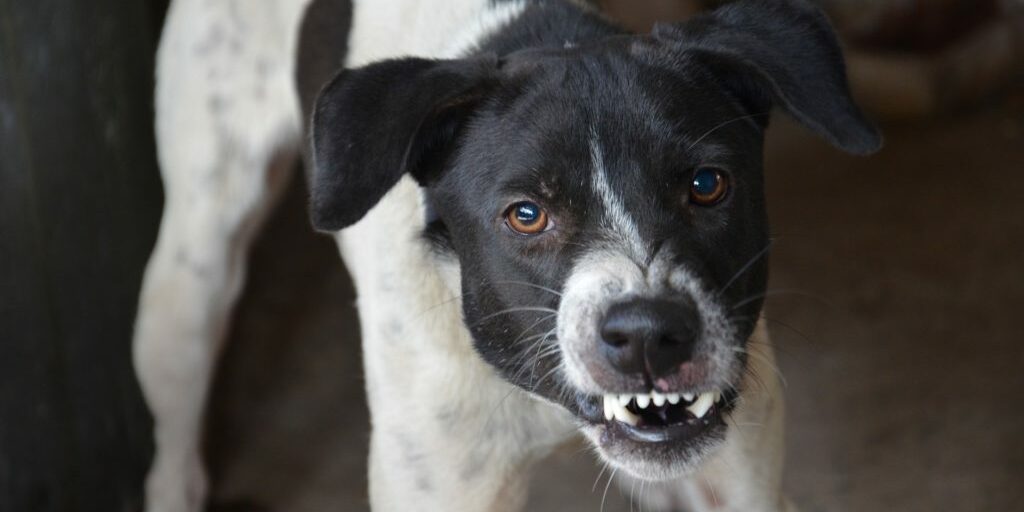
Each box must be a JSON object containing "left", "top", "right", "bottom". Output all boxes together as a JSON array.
[{"left": 134, "top": 0, "right": 880, "bottom": 510}]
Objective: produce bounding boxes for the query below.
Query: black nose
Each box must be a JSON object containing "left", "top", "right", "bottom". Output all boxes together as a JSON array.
[{"left": 599, "top": 298, "right": 701, "bottom": 378}]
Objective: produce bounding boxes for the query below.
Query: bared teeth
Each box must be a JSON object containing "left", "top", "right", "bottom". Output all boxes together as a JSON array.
[
  {"left": 603, "top": 394, "right": 639, "bottom": 425},
  {"left": 635, "top": 394, "right": 651, "bottom": 409},
  {"left": 651, "top": 391, "right": 666, "bottom": 407},
  {"left": 686, "top": 392, "right": 716, "bottom": 419},
  {"left": 603, "top": 389, "right": 724, "bottom": 425},
  {"left": 613, "top": 399, "right": 639, "bottom": 425}
]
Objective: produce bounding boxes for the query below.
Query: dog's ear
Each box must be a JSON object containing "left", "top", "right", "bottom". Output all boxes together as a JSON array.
[
  {"left": 310, "top": 56, "right": 499, "bottom": 231},
  {"left": 651, "top": 0, "right": 881, "bottom": 155}
]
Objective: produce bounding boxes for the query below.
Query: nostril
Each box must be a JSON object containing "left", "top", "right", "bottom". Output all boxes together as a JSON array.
[
  {"left": 658, "top": 334, "right": 680, "bottom": 348},
  {"left": 599, "top": 298, "right": 701, "bottom": 377},
  {"left": 599, "top": 308, "right": 644, "bottom": 349},
  {"left": 602, "top": 329, "right": 631, "bottom": 348}
]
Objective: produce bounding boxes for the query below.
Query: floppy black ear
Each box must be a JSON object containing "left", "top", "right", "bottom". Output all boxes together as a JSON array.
[
  {"left": 310, "top": 56, "right": 498, "bottom": 231},
  {"left": 652, "top": 0, "right": 881, "bottom": 154}
]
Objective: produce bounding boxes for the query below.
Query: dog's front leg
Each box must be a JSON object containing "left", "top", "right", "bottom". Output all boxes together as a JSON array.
[{"left": 624, "top": 322, "right": 795, "bottom": 512}]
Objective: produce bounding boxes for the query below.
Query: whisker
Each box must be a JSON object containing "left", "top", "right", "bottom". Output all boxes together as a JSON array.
[
  {"left": 531, "top": 365, "right": 563, "bottom": 393},
  {"left": 511, "top": 313, "right": 557, "bottom": 346},
  {"left": 491, "top": 280, "right": 563, "bottom": 297},
  {"left": 529, "top": 347, "right": 561, "bottom": 384},
  {"left": 741, "top": 344, "right": 788, "bottom": 388},
  {"left": 601, "top": 468, "right": 619, "bottom": 512},
  {"left": 701, "top": 473, "right": 720, "bottom": 510},
  {"left": 592, "top": 461, "right": 610, "bottom": 493},
  {"left": 471, "top": 306, "right": 558, "bottom": 325},
  {"left": 739, "top": 363, "right": 770, "bottom": 394},
  {"left": 718, "top": 241, "right": 773, "bottom": 295},
  {"left": 413, "top": 291, "right": 469, "bottom": 318},
  {"left": 730, "top": 288, "right": 836, "bottom": 311},
  {"left": 686, "top": 112, "right": 770, "bottom": 151},
  {"left": 511, "top": 329, "right": 558, "bottom": 385},
  {"left": 629, "top": 476, "right": 637, "bottom": 512},
  {"left": 759, "top": 315, "right": 816, "bottom": 347}
]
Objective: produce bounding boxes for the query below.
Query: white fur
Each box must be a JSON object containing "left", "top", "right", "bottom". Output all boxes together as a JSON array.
[
  {"left": 442, "top": 0, "right": 529, "bottom": 58},
  {"left": 140, "top": 0, "right": 793, "bottom": 510},
  {"left": 346, "top": 0, "right": 526, "bottom": 65},
  {"left": 589, "top": 134, "right": 649, "bottom": 262}
]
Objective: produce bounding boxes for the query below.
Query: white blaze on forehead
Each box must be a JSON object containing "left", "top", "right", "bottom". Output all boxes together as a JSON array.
[{"left": 588, "top": 134, "right": 648, "bottom": 263}]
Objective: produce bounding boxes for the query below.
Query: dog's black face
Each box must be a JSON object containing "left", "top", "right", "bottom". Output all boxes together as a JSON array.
[
  {"left": 311, "top": 0, "right": 879, "bottom": 480},
  {"left": 425, "top": 48, "right": 773, "bottom": 477}
]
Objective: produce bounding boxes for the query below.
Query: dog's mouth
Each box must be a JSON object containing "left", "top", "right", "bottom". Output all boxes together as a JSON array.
[
  {"left": 594, "top": 389, "right": 734, "bottom": 442},
  {"left": 573, "top": 388, "right": 737, "bottom": 449},
  {"left": 567, "top": 387, "right": 737, "bottom": 479}
]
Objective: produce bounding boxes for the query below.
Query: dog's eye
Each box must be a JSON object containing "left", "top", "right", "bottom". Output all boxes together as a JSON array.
[
  {"left": 689, "top": 168, "right": 729, "bottom": 206},
  {"left": 505, "top": 201, "right": 550, "bottom": 235}
]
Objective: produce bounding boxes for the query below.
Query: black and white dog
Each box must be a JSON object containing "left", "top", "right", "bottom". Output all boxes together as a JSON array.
[{"left": 135, "top": 0, "right": 880, "bottom": 510}]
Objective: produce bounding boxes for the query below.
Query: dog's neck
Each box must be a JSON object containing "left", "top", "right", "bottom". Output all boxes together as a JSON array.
[{"left": 453, "top": 0, "right": 623, "bottom": 59}]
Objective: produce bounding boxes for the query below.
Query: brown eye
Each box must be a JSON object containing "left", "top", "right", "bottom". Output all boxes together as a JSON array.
[
  {"left": 689, "top": 168, "right": 729, "bottom": 206},
  {"left": 505, "top": 201, "right": 550, "bottom": 235}
]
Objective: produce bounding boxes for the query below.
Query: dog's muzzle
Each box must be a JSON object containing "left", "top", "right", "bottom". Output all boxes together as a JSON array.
[
  {"left": 556, "top": 251, "right": 743, "bottom": 478},
  {"left": 595, "top": 297, "right": 732, "bottom": 433}
]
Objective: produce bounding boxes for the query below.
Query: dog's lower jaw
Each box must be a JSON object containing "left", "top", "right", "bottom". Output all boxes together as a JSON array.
[
  {"left": 572, "top": 321, "right": 793, "bottom": 512},
  {"left": 622, "top": 322, "right": 793, "bottom": 512}
]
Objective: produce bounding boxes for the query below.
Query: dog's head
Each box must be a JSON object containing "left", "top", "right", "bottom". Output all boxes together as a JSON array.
[{"left": 310, "top": 0, "right": 879, "bottom": 480}]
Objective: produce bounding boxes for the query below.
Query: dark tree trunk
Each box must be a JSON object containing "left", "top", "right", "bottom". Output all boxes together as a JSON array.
[{"left": 0, "top": 0, "right": 169, "bottom": 510}]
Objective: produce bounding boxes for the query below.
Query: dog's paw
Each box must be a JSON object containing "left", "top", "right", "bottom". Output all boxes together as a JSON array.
[{"left": 144, "top": 453, "right": 208, "bottom": 512}]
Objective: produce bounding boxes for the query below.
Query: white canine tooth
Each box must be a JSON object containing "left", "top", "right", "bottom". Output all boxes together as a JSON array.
[
  {"left": 682, "top": 393, "right": 695, "bottom": 402},
  {"left": 652, "top": 391, "right": 666, "bottom": 407},
  {"left": 603, "top": 395, "right": 614, "bottom": 421},
  {"left": 613, "top": 400, "right": 640, "bottom": 426},
  {"left": 687, "top": 392, "right": 716, "bottom": 419},
  {"left": 635, "top": 394, "right": 651, "bottom": 408},
  {"left": 714, "top": 391, "right": 723, "bottom": 404},
  {"left": 666, "top": 393, "right": 681, "bottom": 405},
  {"left": 619, "top": 394, "right": 632, "bottom": 407}
]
